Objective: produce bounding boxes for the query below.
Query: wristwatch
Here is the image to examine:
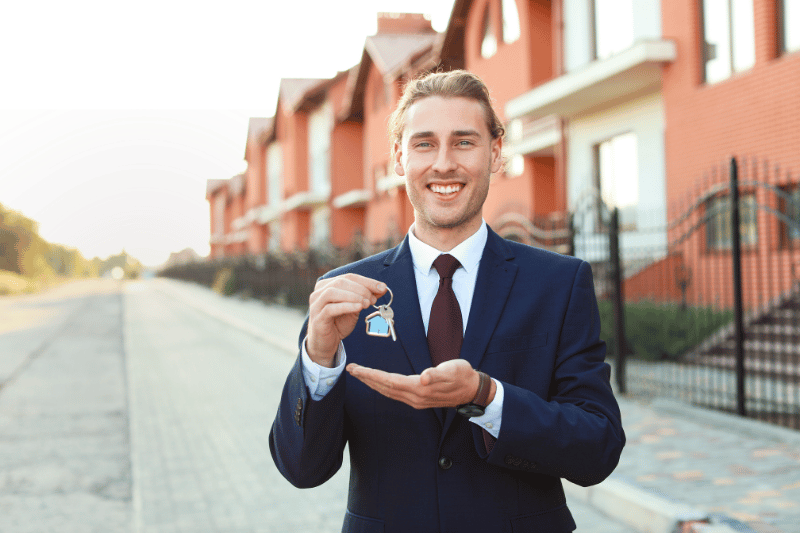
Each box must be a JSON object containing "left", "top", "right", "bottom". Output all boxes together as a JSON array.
[{"left": 457, "top": 371, "right": 491, "bottom": 417}]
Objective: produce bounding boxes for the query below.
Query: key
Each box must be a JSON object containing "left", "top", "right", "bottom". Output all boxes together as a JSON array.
[
  {"left": 364, "top": 287, "right": 396, "bottom": 341},
  {"left": 379, "top": 305, "right": 396, "bottom": 341}
]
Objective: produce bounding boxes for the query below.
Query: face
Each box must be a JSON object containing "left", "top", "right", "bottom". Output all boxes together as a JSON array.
[{"left": 394, "top": 96, "right": 502, "bottom": 248}]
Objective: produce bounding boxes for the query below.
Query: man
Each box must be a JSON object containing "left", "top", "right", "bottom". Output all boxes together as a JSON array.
[{"left": 270, "top": 70, "right": 625, "bottom": 532}]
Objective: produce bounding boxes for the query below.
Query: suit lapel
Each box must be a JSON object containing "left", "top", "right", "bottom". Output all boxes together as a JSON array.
[
  {"left": 379, "top": 236, "right": 444, "bottom": 425},
  {"left": 442, "top": 227, "right": 518, "bottom": 437},
  {"left": 379, "top": 236, "right": 435, "bottom": 379}
]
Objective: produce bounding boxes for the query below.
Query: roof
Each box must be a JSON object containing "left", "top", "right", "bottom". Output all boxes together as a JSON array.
[
  {"left": 228, "top": 173, "right": 246, "bottom": 196},
  {"left": 247, "top": 117, "right": 273, "bottom": 141},
  {"left": 365, "top": 33, "right": 438, "bottom": 76},
  {"left": 206, "top": 179, "right": 227, "bottom": 198},
  {"left": 345, "top": 33, "right": 438, "bottom": 121},
  {"left": 279, "top": 78, "right": 329, "bottom": 112},
  {"left": 434, "top": 0, "right": 470, "bottom": 70}
]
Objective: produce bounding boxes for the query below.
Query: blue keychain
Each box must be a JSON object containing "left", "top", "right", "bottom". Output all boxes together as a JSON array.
[{"left": 365, "top": 287, "right": 396, "bottom": 341}]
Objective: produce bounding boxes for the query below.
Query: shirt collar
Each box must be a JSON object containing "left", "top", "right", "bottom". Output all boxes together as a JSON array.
[{"left": 408, "top": 220, "right": 487, "bottom": 276}]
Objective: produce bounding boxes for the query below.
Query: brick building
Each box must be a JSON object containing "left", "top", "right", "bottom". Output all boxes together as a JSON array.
[{"left": 208, "top": 1, "right": 800, "bottom": 308}]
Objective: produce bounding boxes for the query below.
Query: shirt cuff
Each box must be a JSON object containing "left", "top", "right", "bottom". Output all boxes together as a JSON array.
[
  {"left": 468, "top": 379, "right": 503, "bottom": 438},
  {"left": 301, "top": 337, "right": 347, "bottom": 401}
]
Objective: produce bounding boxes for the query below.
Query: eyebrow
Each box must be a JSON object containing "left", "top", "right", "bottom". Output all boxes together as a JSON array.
[{"left": 408, "top": 129, "right": 483, "bottom": 141}]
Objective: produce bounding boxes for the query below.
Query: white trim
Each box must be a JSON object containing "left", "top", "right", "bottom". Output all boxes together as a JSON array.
[
  {"left": 506, "top": 40, "right": 677, "bottom": 120},
  {"left": 283, "top": 191, "right": 328, "bottom": 211},
  {"left": 376, "top": 175, "right": 406, "bottom": 192},
  {"left": 505, "top": 115, "right": 562, "bottom": 156},
  {"left": 332, "top": 189, "right": 372, "bottom": 209},
  {"left": 256, "top": 204, "right": 282, "bottom": 224}
]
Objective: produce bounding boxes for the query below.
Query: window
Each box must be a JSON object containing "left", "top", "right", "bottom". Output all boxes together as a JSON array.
[
  {"left": 310, "top": 207, "right": 331, "bottom": 250},
  {"left": 705, "top": 194, "right": 757, "bottom": 249},
  {"left": 309, "top": 102, "right": 332, "bottom": 197},
  {"left": 267, "top": 143, "right": 283, "bottom": 207},
  {"left": 268, "top": 221, "right": 281, "bottom": 252},
  {"left": 595, "top": 133, "right": 639, "bottom": 231},
  {"left": 480, "top": 4, "right": 497, "bottom": 58},
  {"left": 593, "top": 0, "right": 634, "bottom": 60},
  {"left": 501, "top": 0, "right": 521, "bottom": 44},
  {"left": 781, "top": 187, "right": 800, "bottom": 242},
  {"left": 702, "top": 0, "right": 756, "bottom": 83},
  {"left": 214, "top": 195, "right": 225, "bottom": 235},
  {"left": 783, "top": 0, "right": 800, "bottom": 53}
]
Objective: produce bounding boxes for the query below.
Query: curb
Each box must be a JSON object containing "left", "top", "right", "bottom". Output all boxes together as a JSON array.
[{"left": 564, "top": 477, "right": 748, "bottom": 533}]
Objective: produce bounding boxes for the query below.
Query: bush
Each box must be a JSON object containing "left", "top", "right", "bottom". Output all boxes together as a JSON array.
[
  {"left": 598, "top": 299, "right": 733, "bottom": 361},
  {"left": 212, "top": 268, "right": 237, "bottom": 296}
]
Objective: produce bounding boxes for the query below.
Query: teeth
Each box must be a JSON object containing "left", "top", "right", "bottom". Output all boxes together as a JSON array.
[{"left": 431, "top": 184, "right": 461, "bottom": 194}]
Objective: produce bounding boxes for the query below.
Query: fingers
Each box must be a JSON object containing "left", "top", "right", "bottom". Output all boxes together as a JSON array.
[
  {"left": 347, "top": 364, "right": 467, "bottom": 409},
  {"left": 311, "top": 274, "right": 386, "bottom": 308},
  {"left": 307, "top": 275, "right": 389, "bottom": 362}
]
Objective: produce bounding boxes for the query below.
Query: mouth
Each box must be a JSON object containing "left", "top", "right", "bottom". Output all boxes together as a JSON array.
[{"left": 428, "top": 183, "right": 464, "bottom": 197}]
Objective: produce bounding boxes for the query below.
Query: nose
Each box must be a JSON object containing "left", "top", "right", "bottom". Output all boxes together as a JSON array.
[{"left": 431, "top": 145, "right": 457, "bottom": 174}]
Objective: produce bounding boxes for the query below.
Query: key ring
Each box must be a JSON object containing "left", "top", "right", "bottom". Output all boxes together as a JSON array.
[{"left": 373, "top": 287, "right": 392, "bottom": 309}]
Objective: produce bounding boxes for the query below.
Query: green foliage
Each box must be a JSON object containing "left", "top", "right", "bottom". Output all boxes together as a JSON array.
[
  {"left": 0, "top": 202, "right": 143, "bottom": 293},
  {"left": 212, "top": 268, "right": 237, "bottom": 296},
  {"left": 598, "top": 299, "right": 733, "bottom": 361}
]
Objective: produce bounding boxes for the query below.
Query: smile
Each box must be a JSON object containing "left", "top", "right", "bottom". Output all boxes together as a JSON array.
[{"left": 429, "top": 183, "right": 463, "bottom": 195}]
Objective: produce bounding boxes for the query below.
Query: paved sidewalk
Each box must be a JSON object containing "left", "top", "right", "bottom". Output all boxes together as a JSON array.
[{"left": 155, "top": 277, "right": 800, "bottom": 533}]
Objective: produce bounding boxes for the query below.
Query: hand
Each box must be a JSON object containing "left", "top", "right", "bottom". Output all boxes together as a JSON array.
[
  {"left": 307, "top": 274, "right": 387, "bottom": 367},
  {"left": 346, "top": 359, "right": 481, "bottom": 409}
]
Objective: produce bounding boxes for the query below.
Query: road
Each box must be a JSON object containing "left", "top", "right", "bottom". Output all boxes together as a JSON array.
[{"left": 0, "top": 278, "right": 639, "bottom": 532}]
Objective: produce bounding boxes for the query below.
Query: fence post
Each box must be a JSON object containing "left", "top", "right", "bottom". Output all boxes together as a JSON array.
[
  {"left": 609, "top": 207, "right": 627, "bottom": 394},
  {"left": 730, "top": 157, "right": 746, "bottom": 416}
]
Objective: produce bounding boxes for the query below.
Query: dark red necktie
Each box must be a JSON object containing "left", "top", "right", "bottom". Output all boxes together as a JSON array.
[
  {"left": 427, "top": 254, "right": 462, "bottom": 366},
  {"left": 427, "top": 253, "right": 496, "bottom": 453}
]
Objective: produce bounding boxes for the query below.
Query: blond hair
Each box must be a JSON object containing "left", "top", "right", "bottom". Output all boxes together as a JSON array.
[{"left": 388, "top": 70, "right": 505, "bottom": 155}]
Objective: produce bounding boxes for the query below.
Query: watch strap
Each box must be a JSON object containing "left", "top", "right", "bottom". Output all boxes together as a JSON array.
[{"left": 473, "top": 371, "right": 490, "bottom": 407}]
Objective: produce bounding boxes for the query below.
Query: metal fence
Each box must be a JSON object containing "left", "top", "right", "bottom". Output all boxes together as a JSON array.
[
  {"left": 162, "top": 157, "right": 800, "bottom": 430},
  {"left": 583, "top": 157, "right": 800, "bottom": 430}
]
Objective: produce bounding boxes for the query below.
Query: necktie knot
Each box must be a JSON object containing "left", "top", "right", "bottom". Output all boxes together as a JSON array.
[{"left": 433, "top": 254, "right": 461, "bottom": 280}]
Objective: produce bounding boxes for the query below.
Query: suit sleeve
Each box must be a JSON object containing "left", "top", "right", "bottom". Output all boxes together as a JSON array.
[
  {"left": 483, "top": 260, "right": 625, "bottom": 487},
  {"left": 269, "top": 319, "right": 348, "bottom": 488}
]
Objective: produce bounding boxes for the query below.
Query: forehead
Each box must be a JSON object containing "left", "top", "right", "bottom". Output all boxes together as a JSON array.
[{"left": 401, "top": 96, "right": 489, "bottom": 140}]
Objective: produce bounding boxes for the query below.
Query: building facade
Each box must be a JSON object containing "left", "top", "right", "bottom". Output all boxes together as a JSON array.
[{"left": 208, "top": 2, "right": 800, "bottom": 307}]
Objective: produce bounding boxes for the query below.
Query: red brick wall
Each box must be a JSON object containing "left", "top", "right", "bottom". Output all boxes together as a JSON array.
[{"left": 662, "top": 0, "right": 800, "bottom": 207}]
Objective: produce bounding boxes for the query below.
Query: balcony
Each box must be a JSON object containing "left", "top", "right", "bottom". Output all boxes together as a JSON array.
[
  {"left": 282, "top": 191, "right": 328, "bottom": 211},
  {"left": 332, "top": 189, "right": 371, "bottom": 209},
  {"left": 506, "top": 40, "right": 677, "bottom": 121}
]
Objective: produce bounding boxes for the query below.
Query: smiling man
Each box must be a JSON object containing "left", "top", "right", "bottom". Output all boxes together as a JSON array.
[{"left": 270, "top": 70, "right": 625, "bottom": 533}]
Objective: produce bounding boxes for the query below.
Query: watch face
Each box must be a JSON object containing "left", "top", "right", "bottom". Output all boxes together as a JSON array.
[{"left": 457, "top": 404, "right": 485, "bottom": 418}]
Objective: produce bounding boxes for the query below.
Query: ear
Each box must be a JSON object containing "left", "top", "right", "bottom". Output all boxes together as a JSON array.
[
  {"left": 490, "top": 136, "right": 503, "bottom": 174},
  {"left": 393, "top": 142, "right": 405, "bottom": 176}
]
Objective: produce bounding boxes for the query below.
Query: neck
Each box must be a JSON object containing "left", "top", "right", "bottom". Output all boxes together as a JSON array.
[{"left": 412, "top": 217, "right": 482, "bottom": 252}]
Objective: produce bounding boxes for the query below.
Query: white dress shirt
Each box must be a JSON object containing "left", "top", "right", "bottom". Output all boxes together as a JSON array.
[{"left": 301, "top": 220, "right": 504, "bottom": 438}]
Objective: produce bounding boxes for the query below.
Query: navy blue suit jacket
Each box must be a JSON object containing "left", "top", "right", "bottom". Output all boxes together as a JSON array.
[{"left": 270, "top": 227, "right": 625, "bottom": 533}]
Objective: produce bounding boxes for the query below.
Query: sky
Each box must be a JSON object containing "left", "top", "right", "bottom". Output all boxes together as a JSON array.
[{"left": 0, "top": 0, "right": 456, "bottom": 267}]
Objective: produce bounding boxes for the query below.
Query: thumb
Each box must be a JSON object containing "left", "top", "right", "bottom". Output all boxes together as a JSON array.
[{"left": 419, "top": 367, "right": 437, "bottom": 386}]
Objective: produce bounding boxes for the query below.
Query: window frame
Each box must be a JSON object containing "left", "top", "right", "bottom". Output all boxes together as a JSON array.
[
  {"left": 704, "top": 192, "right": 758, "bottom": 251},
  {"left": 593, "top": 132, "right": 640, "bottom": 232},
  {"left": 781, "top": 0, "right": 800, "bottom": 53},
  {"left": 700, "top": 0, "right": 756, "bottom": 84},
  {"left": 479, "top": 3, "right": 498, "bottom": 58},
  {"left": 780, "top": 186, "right": 800, "bottom": 246},
  {"left": 500, "top": 0, "right": 521, "bottom": 44},
  {"left": 591, "top": 0, "right": 635, "bottom": 61}
]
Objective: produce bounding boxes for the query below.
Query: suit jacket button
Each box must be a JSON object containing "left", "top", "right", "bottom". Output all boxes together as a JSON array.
[{"left": 438, "top": 456, "right": 453, "bottom": 470}]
